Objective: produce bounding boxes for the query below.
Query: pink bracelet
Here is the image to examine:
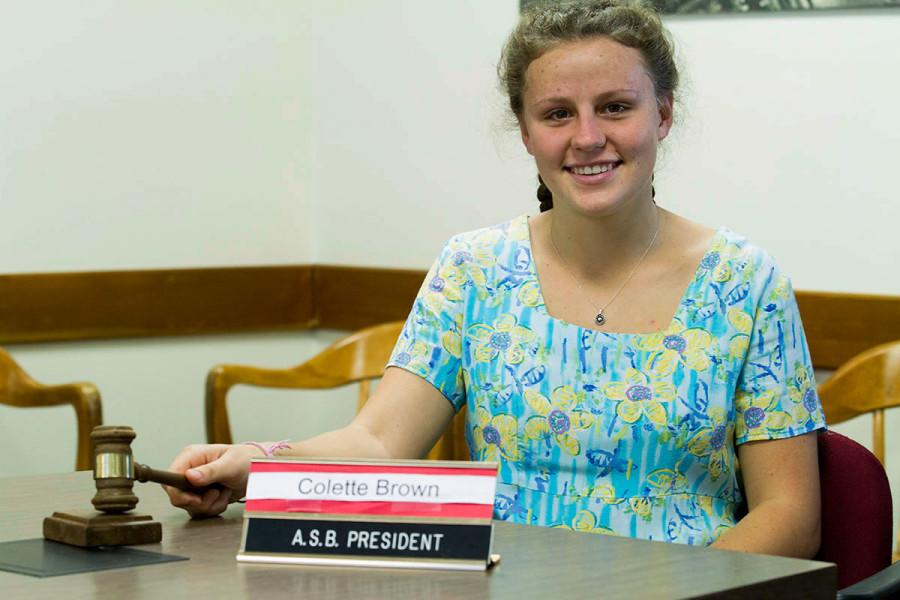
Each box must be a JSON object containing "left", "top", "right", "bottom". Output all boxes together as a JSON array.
[{"left": 242, "top": 440, "right": 291, "bottom": 457}]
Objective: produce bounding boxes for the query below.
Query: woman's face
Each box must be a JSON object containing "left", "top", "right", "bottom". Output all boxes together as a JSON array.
[{"left": 518, "top": 36, "right": 672, "bottom": 218}]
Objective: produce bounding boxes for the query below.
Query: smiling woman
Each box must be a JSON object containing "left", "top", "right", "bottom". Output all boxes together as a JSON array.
[
  {"left": 162, "top": 0, "right": 825, "bottom": 561},
  {"left": 517, "top": 37, "right": 670, "bottom": 224}
]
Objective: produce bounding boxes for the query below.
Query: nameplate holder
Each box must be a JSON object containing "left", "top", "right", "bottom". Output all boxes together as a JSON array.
[{"left": 237, "top": 458, "right": 499, "bottom": 571}]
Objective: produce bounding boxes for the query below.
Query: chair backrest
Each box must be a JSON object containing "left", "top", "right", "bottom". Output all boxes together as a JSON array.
[
  {"left": 818, "top": 340, "right": 900, "bottom": 564},
  {"left": 0, "top": 347, "right": 103, "bottom": 471},
  {"left": 818, "top": 340, "right": 900, "bottom": 465},
  {"left": 205, "top": 322, "right": 469, "bottom": 461},
  {"left": 815, "top": 430, "right": 893, "bottom": 588}
]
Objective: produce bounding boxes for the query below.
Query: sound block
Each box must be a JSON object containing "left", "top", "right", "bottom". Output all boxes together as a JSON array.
[{"left": 43, "top": 511, "right": 162, "bottom": 547}]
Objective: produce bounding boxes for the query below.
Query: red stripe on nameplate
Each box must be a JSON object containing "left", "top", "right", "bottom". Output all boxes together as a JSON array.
[
  {"left": 244, "top": 499, "right": 493, "bottom": 520},
  {"left": 249, "top": 462, "right": 496, "bottom": 478}
]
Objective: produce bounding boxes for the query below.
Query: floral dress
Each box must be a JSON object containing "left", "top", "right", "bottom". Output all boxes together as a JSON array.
[{"left": 388, "top": 214, "right": 825, "bottom": 546}]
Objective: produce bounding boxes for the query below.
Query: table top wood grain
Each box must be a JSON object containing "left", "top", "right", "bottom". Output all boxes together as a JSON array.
[{"left": 0, "top": 471, "right": 836, "bottom": 599}]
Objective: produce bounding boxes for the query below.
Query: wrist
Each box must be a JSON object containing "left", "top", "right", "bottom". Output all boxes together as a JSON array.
[{"left": 240, "top": 440, "right": 291, "bottom": 457}]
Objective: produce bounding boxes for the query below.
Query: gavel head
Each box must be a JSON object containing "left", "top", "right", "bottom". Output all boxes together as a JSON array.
[{"left": 91, "top": 425, "right": 139, "bottom": 513}]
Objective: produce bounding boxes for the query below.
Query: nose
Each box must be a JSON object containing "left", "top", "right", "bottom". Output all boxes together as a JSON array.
[{"left": 571, "top": 115, "right": 606, "bottom": 152}]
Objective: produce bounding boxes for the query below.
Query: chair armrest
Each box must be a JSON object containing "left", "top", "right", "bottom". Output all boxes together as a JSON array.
[
  {"left": 30, "top": 382, "right": 102, "bottom": 471},
  {"left": 206, "top": 363, "right": 298, "bottom": 445},
  {"left": 838, "top": 561, "right": 900, "bottom": 600},
  {"left": 204, "top": 363, "right": 338, "bottom": 444},
  {"left": 62, "top": 383, "right": 102, "bottom": 471}
]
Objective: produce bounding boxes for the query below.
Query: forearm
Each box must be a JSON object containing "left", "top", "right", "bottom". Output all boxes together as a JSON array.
[
  {"left": 276, "top": 422, "right": 398, "bottom": 460},
  {"left": 168, "top": 370, "right": 454, "bottom": 517},
  {"left": 271, "top": 370, "right": 454, "bottom": 461},
  {"left": 710, "top": 499, "right": 820, "bottom": 558}
]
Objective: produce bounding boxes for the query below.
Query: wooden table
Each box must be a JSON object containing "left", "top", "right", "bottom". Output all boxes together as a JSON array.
[{"left": 1, "top": 472, "right": 836, "bottom": 599}]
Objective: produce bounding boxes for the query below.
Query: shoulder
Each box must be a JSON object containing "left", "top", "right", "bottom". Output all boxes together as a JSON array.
[
  {"left": 711, "top": 228, "right": 784, "bottom": 280},
  {"left": 418, "top": 215, "right": 532, "bottom": 301},
  {"left": 431, "top": 215, "right": 531, "bottom": 268},
  {"left": 441, "top": 215, "right": 529, "bottom": 249},
  {"left": 710, "top": 228, "right": 797, "bottom": 316}
]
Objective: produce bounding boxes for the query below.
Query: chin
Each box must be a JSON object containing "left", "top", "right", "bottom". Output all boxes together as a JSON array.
[
  {"left": 567, "top": 188, "right": 653, "bottom": 216},
  {"left": 566, "top": 197, "right": 631, "bottom": 217}
]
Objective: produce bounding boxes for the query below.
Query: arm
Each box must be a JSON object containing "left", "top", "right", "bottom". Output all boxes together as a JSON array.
[
  {"left": 710, "top": 431, "right": 820, "bottom": 558},
  {"left": 165, "top": 367, "right": 456, "bottom": 517}
]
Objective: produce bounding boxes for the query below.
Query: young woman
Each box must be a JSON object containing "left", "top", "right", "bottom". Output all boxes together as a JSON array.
[{"left": 166, "top": 0, "right": 824, "bottom": 558}]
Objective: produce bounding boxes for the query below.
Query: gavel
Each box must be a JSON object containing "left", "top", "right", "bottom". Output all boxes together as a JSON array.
[
  {"left": 91, "top": 425, "right": 216, "bottom": 513},
  {"left": 45, "top": 424, "right": 221, "bottom": 547}
]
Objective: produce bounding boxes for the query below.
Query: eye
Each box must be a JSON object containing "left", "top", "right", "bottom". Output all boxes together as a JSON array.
[
  {"left": 545, "top": 108, "right": 571, "bottom": 121},
  {"left": 603, "top": 103, "right": 629, "bottom": 115}
]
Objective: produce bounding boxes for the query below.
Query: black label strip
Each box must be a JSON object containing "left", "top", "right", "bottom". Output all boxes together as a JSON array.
[{"left": 243, "top": 517, "right": 492, "bottom": 561}]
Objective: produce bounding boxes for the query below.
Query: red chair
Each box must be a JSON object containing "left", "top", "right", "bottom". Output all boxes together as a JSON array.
[{"left": 815, "top": 431, "right": 893, "bottom": 590}]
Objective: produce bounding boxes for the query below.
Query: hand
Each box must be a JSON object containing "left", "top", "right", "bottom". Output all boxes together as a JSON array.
[{"left": 165, "top": 443, "right": 263, "bottom": 518}]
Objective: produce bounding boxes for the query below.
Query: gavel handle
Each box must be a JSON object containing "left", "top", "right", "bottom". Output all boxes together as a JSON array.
[{"left": 134, "top": 463, "right": 217, "bottom": 495}]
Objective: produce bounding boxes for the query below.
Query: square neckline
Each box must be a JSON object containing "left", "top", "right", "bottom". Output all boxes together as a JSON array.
[{"left": 520, "top": 214, "right": 726, "bottom": 338}]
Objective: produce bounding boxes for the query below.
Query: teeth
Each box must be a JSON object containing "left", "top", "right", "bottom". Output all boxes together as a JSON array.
[{"left": 572, "top": 164, "right": 614, "bottom": 175}]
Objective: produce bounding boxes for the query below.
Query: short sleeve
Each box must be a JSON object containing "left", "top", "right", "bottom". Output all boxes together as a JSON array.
[
  {"left": 733, "top": 262, "right": 826, "bottom": 444},
  {"left": 387, "top": 239, "right": 467, "bottom": 411}
]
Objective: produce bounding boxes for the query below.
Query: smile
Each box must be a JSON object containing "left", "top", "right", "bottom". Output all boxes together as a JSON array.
[{"left": 567, "top": 162, "right": 620, "bottom": 175}]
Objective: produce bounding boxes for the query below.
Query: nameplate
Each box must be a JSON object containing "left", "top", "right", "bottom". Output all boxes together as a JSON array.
[{"left": 237, "top": 458, "right": 499, "bottom": 570}]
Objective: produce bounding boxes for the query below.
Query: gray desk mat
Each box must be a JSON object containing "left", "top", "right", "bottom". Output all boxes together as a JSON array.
[{"left": 0, "top": 538, "right": 187, "bottom": 577}]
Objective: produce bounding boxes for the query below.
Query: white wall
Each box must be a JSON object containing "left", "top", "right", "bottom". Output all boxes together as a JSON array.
[
  {"left": 0, "top": 1, "right": 316, "bottom": 272},
  {"left": 0, "top": 1, "right": 344, "bottom": 478},
  {"left": 311, "top": 5, "right": 900, "bottom": 295},
  {"left": 1, "top": 0, "right": 898, "bottom": 541}
]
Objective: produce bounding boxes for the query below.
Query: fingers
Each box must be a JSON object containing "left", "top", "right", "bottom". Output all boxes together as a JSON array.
[
  {"left": 165, "top": 485, "right": 204, "bottom": 512},
  {"left": 164, "top": 443, "right": 262, "bottom": 516},
  {"left": 164, "top": 444, "right": 227, "bottom": 510},
  {"left": 200, "top": 487, "right": 234, "bottom": 518},
  {"left": 187, "top": 486, "right": 233, "bottom": 519},
  {"left": 167, "top": 485, "right": 230, "bottom": 519},
  {"left": 185, "top": 445, "right": 257, "bottom": 490},
  {"left": 167, "top": 443, "right": 231, "bottom": 474}
]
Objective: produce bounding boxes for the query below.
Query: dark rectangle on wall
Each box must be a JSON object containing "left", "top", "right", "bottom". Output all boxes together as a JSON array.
[
  {"left": 312, "top": 265, "right": 425, "bottom": 332},
  {"left": 0, "top": 266, "right": 316, "bottom": 344},
  {"left": 521, "top": 0, "right": 900, "bottom": 14}
]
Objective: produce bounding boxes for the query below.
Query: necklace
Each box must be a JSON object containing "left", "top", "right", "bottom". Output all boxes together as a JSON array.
[{"left": 549, "top": 208, "right": 661, "bottom": 327}]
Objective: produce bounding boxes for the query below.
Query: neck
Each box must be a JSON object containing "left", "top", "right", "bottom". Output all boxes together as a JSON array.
[{"left": 546, "top": 199, "right": 662, "bottom": 280}]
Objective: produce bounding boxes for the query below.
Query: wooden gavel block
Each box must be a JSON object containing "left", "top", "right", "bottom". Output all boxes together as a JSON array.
[{"left": 44, "top": 425, "right": 215, "bottom": 547}]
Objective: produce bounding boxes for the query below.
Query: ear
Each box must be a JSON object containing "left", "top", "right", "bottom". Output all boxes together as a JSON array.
[
  {"left": 656, "top": 93, "right": 674, "bottom": 141},
  {"left": 519, "top": 119, "right": 535, "bottom": 156}
]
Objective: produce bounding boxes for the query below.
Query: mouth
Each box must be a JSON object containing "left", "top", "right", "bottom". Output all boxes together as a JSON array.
[{"left": 565, "top": 161, "right": 621, "bottom": 179}]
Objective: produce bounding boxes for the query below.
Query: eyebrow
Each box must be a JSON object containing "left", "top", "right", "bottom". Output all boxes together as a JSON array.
[{"left": 530, "top": 89, "right": 640, "bottom": 107}]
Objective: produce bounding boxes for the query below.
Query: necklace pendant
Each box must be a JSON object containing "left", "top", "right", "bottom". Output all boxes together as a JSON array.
[{"left": 595, "top": 312, "right": 606, "bottom": 326}]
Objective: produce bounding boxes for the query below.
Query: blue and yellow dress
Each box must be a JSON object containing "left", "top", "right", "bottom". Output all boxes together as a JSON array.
[{"left": 388, "top": 214, "right": 825, "bottom": 546}]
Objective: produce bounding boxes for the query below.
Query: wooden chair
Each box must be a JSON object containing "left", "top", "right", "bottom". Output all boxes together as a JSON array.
[
  {"left": 818, "top": 340, "right": 900, "bottom": 563},
  {"left": 205, "top": 321, "right": 468, "bottom": 461},
  {"left": 0, "top": 347, "right": 103, "bottom": 471}
]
